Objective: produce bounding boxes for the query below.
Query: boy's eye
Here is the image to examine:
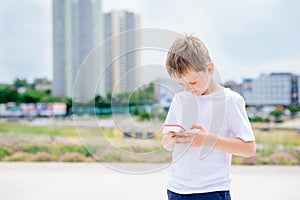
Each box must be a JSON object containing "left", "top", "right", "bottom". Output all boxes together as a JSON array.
[{"left": 190, "top": 81, "right": 197, "bottom": 85}]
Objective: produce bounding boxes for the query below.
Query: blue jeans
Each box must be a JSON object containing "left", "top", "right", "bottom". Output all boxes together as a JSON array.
[{"left": 167, "top": 189, "right": 231, "bottom": 200}]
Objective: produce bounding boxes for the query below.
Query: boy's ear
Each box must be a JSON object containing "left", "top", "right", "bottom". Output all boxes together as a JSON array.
[{"left": 207, "top": 63, "right": 214, "bottom": 75}]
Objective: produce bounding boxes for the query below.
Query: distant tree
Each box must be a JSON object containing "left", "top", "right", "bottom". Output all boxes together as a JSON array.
[
  {"left": 40, "top": 95, "right": 59, "bottom": 103},
  {"left": 0, "top": 86, "right": 18, "bottom": 103},
  {"left": 129, "top": 92, "right": 140, "bottom": 105},
  {"left": 106, "top": 93, "right": 112, "bottom": 102},
  {"left": 287, "top": 104, "right": 300, "bottom": 118},
  {"left": 95, "top": 95, "right": 110, "bottom": 107},
  {"left": 33, "top": 78, "right": 51, "bottom": 86},
  {"left": 59, "top": 97, "right": 72, "bottom": 112},
  {"left": 13, "top": 78, "right": 29, "bottom": 88},
  {"left": 95, "top": 83, "right": 155, "bottom": 108},
  {"left": 20, "top": 90, "right": 45, "bottom": 103},
  {"left": 270, "top": 110, "right": 284, "bottom": 122},
  {"left": 133, "top": 106, "right": 140, "bottom": 115},
  {"left": 146, "top": 82, "right": 154, "bottom": 93}
]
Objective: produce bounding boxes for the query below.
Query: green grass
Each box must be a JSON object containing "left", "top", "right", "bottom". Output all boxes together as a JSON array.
[
  {"left": 20, "top": 144, "right": 96, "bottom": 157},
  {"left": 254, "top": 130, "right": 300, "bottom": 146},
  {"left": 0, "top": 122, "right": 76, "bottom": 136},
  {"left": 0, "top": 122, "right": 103, "bottom": 137}
]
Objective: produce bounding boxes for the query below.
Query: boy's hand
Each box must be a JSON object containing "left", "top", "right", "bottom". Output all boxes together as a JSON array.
[
  {"left": 174, "top": 124, "right": 207, "bottom": 147},
  {"left": 162, "top": 132, "right": 177, "bottom": 151},
  {"left": 168, "top": 131, "right": 177, "bottom": 137}
]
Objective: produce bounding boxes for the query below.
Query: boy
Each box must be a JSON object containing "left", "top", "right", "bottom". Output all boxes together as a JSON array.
[{"left": 162, "top": 35, "right": 256, "bottom": 200}]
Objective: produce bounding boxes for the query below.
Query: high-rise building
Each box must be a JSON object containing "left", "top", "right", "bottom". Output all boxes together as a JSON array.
[
  {"left": 53, "top": 0, "right": 104, "bottom": 102},
  {"left": 242, "top": 73, "right": 298, "bottom": 106},
  {"left": 104, "top": 11, "right": 141, "bottom": 95},
  {"left": 53, "top": 0, "right": 71, "bottom": 98},
  {"left": 297, "top": 76, "right": 300, "bottom": 105}
]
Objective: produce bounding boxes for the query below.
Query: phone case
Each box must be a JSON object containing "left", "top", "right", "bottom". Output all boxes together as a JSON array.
[{"left": 163, "top": 124, "right": 186, "bottom": 133}]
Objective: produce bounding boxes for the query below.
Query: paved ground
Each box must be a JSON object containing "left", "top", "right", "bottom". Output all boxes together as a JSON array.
[
  {"left": 0, "top": 163, "right": 300, "bottom": 200},
  {"left": 278, "top": 118, "right": 300, "bottom": 129}
]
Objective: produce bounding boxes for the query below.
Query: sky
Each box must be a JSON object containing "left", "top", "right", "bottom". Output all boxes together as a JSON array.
[{"left": 0, "top": 0, "right": 300, "bottom": 84}]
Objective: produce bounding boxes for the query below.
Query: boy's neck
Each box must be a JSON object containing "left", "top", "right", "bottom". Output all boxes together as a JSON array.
[{"left": 203, "top": 78, "right": 224, "bottom": 95}]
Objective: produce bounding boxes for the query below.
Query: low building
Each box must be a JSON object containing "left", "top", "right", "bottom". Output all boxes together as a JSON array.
[
  {"left": 154, "top": 78, "right": 182, "bottom": 107},
  {"left": 224, "top": 80, "right": 242, "bottom": 94},
  {"left": 242, "top": 73, "right": 298, "bottom": 106}
]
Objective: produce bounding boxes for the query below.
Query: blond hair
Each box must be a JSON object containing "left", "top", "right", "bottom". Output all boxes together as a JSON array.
[{"left": 166, "top": 35, "right": 212, "bottom": 78}]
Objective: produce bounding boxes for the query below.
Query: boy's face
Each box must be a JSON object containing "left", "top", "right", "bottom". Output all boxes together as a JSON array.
[{"left": 174, "top": 64, "right": 213, "bottom": 96}]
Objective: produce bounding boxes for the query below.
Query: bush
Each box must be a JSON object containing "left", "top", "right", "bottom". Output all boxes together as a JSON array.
[
  {"left": 32, "top": 152, "right": 54, "bottom": 162},
  {"left": 268, "top": 152, "right": 298, "bottom": 165},
  {"left": 0, "top": 146, "right": 12, "bottom": 160},
  {"left": 232, "top": 154, "right": 262, "bottom": 165},
  {"left": 24, "top": 145, "right": 50, "bottom": 154},
  {"left": 60, "top": 153, "right": 86, "bottom": 162},
  {"left": 121, "top": 146, "right": 153, "bottom": 153},
  {"left": 3, "top": 152, "right": 30, "bottom": 161},
  {"left": 59, "top": 145, "right": 96, "bottom": 157},
  {"left": 139, "top": 111, "right": 151, "bottom": 120},
  {"left": 249, "top": 116, "right": 270, "bottom": 123},
  {"left": 232, "top": 152, "right": 300, "bottom": 165}
]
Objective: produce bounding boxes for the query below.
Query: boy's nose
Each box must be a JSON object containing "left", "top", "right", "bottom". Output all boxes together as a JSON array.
[{"left": 189, "top": 84, "right": 197, "bottom": 90}]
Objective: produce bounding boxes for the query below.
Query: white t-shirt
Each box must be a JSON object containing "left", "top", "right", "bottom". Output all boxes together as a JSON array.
[{"left": 163, "top": 88, "right": 255, "bottom": 194}]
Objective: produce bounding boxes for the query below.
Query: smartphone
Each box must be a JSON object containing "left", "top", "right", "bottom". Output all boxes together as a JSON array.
[{"left": 163, "top": 124, "right": 186, "bottom": 133}]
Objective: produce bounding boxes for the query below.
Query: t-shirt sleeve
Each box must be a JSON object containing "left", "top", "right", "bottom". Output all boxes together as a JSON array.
[
  {"left": 228, "top": 96, "right": 255, "bottom": 142},
  {"left": 162, "top": 96, "right": 178, "bottom": 134}
]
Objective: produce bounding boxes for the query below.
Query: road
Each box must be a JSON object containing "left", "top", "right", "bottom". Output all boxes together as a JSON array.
[{"left": 0, "top": 163, "right": 300, "bottom": 200}]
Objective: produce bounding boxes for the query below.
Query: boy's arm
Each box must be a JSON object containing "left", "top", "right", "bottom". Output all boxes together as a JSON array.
[
  {"left": 175, "top": 124, "right": 256, "bottom": 157},
  {"left": 198, "top": 133, "right": 256, "bottom": 157}
]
